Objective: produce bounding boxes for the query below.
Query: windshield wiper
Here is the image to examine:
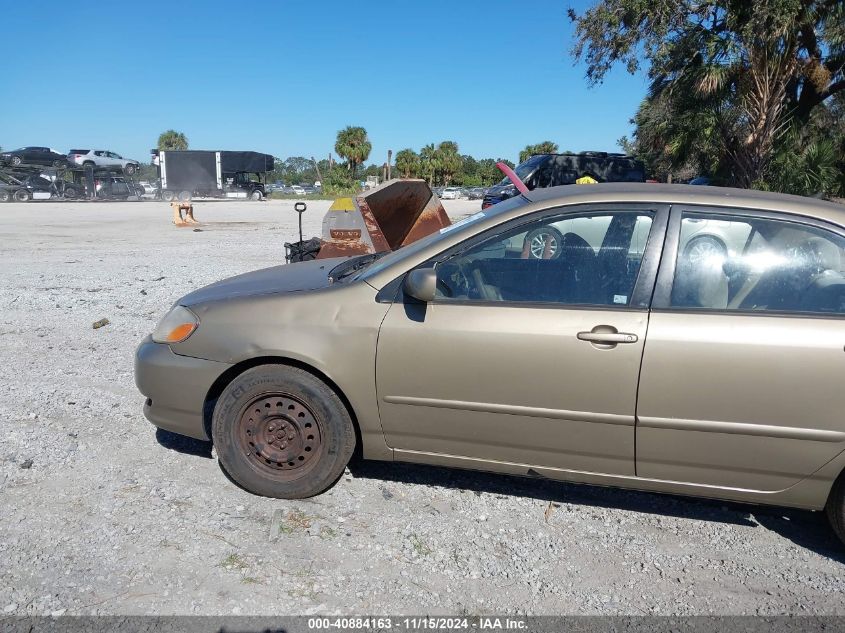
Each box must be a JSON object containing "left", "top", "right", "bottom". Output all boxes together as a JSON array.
[{"left": 328, "top": 252, "right": 388, "bottom": 282}]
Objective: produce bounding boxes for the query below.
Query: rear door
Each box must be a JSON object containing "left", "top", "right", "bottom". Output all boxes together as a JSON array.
[{"left": 637, "top": 206, "right": 845, "bottom": 492}]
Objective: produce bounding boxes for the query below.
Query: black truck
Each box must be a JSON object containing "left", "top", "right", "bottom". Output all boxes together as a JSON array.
[
  {"left": 151, "top": 150, "right": 273, "bottom": 201},
  {"left": 482, "top": 152, "right": 646, "bottom": 208}
]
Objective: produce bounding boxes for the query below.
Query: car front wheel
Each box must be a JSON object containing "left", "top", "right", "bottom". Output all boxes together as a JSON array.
[
  {"left": 11, "top": 156, "right": 22, "bottom": 166},
  {"left": 13, "top": 189, "right": 31, "bottom": 202},
  {"left": 250, "top": 190, "right": 262, "bottom": 201},
  {"left": 0, "top": 190, "right": 10, "bottom": 202},
  {"left": 212, "top": 365, "right": 356, "bottom": 499},
  {"left": 124, "top": 164, "right": 136, "bottom": 175}
]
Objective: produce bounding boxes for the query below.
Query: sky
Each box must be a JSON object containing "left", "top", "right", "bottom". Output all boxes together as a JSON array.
[{"left": 0, "top": 0, "right": 648, "bottom": 166}]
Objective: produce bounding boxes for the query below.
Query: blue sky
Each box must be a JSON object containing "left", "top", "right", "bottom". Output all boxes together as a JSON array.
[{"left": 0, "top": 0, "right": 647, "bottom": 165}]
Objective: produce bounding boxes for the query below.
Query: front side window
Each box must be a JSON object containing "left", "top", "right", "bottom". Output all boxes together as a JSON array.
[
  {"left": 435, "top": 210, "right": 654, "bottom": 306},
  {"left": 670, "top": 211, "right": 845, "bottom": 315}
]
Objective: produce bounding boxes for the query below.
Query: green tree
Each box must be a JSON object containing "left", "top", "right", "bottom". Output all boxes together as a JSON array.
[
  {"left": 434, "top": 141, "right": 462, "bottom": 185},
  {"left": 394, "top": 149, "right": 420, "bottom": 178},
  {"left": 157, "top": 130, "right": 188, "bottom": 150},
  {"left": 334, "top": 126, "right": 372, "bottom": 178},
  {"left": 569, "top": 0, "right": 845, "bottom": 188},
  {"left": 419, "top": 143, "right": 438, "bottom": 186},
  {"left": 519, "top": 141, "right": 559, "bottom": 163}
]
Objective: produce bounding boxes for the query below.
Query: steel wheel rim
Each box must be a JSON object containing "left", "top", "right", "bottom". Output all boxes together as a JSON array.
[
  {"left": 236, "top": 392, "right": 324, "bottom": 480},
  {"left": 530, "top": 232, "right": 558, "bottom": 259},
  {"left": 686, "top": 239, "right": 724, "bottom": 266}
]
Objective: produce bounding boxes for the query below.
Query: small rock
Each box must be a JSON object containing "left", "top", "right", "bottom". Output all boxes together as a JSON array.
[
  {"left": 20, "top": 459, "right": 33, "bottom": 469},
  {"left": 193, "top": 228, "right": 203, "bottom": 232},
  {"left": 140, "top": 289, "right": 147, "bottom": 295},
  {"left": 92, "top": 318, "right": 109, "bottom": 329}
]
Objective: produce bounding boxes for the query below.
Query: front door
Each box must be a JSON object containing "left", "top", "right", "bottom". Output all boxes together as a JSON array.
[
  {"left": 376, "top": 205, "right": 666, "bottom": 476},
  {"left": 637, "top": 207, "right": 845, "bottom": 491}
]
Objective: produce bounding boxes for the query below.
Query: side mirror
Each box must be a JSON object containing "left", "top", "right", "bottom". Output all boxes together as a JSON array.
[{"left": 404, "top": 267, "right": 437, "bottom": 302}]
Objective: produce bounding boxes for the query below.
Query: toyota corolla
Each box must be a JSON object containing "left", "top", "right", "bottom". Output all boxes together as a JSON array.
[{"left": 135, "top": 183, "right": 845, "bottom": 544}]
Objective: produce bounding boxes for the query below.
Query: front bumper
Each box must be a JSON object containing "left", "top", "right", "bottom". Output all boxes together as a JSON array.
[{"left": 134, "top": 336, "right": 232, "bottom": 440}]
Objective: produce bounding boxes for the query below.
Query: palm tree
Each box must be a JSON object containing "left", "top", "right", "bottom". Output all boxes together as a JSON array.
[
  {"left": 435, "top": 141, "right": 462, "bottom": 186},
  {"left": 419, "top": 143, "right": 438, "bottom": 186},
  {"left": 519, "top": 141, "right": 559, "bottom": 163},
  {"left": 394, "top": 149, "right": 420, "bottom": 178},
  {"left": 334, "top": 126, "right": 372, "bottom": 178},
  {"left": 157, "top": 130, "right": 188, "bottom": 150}
]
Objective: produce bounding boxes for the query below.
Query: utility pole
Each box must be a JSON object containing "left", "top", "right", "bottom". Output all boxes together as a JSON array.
[
  {"left": 387, "top": 149, "right": 392, "bottom": 180},
  {"left": 311, "top": 156, "right": 323, "bottom": 184}
]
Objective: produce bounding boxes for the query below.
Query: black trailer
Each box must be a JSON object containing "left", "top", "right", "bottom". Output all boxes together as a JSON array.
[{"left": 152, "top": 150, "right": 273, "bottom": 202}]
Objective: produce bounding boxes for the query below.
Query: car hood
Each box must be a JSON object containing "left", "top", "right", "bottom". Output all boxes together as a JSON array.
[{"left": 179, "top": 257, "right": 345, "bottom": 306}]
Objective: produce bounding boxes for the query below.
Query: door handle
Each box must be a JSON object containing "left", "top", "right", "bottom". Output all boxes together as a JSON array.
[{"left": 577, "top": 331, "right": 638, "bottom": 344}]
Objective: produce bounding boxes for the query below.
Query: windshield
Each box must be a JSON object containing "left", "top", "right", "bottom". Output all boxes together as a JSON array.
[
  {"left": 496, "top": 154, "right": 546, "bottom": 186},
  {"left": 359, "top": 195, "right": 529, "bottom": 282}
]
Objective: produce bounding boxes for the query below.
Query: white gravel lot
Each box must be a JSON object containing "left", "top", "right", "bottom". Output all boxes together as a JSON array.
[{"left": 0, "top": 198, "right": 844, "bottom": 617}]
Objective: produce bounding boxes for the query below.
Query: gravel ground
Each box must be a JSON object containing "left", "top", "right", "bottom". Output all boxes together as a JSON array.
[{"left": 0, "top": 198, "right": 844, "bottom": 617}]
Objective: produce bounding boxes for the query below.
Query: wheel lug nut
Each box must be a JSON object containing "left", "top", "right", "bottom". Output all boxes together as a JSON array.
[{"left": 268, "top": 426, "right": 275, "bottom": 432}]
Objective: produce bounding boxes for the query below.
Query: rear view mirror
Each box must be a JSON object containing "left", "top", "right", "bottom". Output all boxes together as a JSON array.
[{"left": 404, "top": 267, "right": 437, "bottom": 302}]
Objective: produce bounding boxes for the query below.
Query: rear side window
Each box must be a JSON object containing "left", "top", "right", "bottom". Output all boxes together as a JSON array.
[
  {"left": 69, "top": 149, "right": 89, "bottom": 154},
  {"left": 670, "top": 211, "right": 845, "bottom": 315}
]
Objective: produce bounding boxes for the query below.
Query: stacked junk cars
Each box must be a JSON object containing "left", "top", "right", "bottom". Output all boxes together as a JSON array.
[{"left": 0, "top": 146, "right": 274, "bottom": 202}]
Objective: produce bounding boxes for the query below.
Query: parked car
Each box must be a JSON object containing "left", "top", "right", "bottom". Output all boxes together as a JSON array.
[
  {"left": 67, "top": 149, "right": 141, "bottom": 175},
  {"left": 466, "top": 187, "right": 485, "bottom": 200},
  {"left": 440, "top": 187, "right": 461, "bottom": 200},
  {"left": 137, "top": 181, "right": 159, "bottom": 197},
  {"left": 0, "top": 147, "right": 67, "bottom": 168},
  {"left": 95, "top": 176, "right": 143, "bottom": 199},
  {"left": 136, "top": 183, "right": 845, "bottom": 545},
  {"left": 291, "top": 185, "right": 306, "bottom": 196},
  {"left": 482, "top": 152, "right": 645, "bottom": 209},
  {"left": 300, "top": 185, "right": 316, "bottom": 195}
]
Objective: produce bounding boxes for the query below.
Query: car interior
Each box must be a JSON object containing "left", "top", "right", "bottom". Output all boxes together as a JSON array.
[
  {"left": 671, "top": 215, "right": 845, "bottom": 314},
  {"left": 435, "top": 212, "right": 653, "bottom": 306}
]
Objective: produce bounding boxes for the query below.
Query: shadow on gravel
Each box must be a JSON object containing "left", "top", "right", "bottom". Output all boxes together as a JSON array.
[
  {"left": 348, "top": 460, "right": 845, "bottom": 563},
  {"left": 155, "top": 428, "right": 213, "bottom": 458}
]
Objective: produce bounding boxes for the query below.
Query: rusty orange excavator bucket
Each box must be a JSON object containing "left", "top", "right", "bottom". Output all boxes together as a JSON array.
[{"left": 316, "top": 179, "right": 451, "bottom": 259}]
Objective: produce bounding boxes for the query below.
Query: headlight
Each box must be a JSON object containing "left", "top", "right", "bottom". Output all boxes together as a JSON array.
[{"left": 152, "top": 305, "right": 199, "bottom": 344}]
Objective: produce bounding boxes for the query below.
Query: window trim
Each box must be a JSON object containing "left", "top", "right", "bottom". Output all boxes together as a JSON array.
[
  {"left": 377, "top": 203, "right": 670, "bottom": 310},
  {"left": 651, "top": 204, "right": 845, "bottom": 318}
]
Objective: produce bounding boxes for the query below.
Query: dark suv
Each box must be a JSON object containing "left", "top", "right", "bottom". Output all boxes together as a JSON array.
[{"left": 482, "top": 152, "right": 646, "bottom": 208}]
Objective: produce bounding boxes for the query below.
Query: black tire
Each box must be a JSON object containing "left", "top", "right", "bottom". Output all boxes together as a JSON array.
[
  {"left": 0, "top": 190, "right": 10, "bottom": 202},
  {"left": 178, "top": 190, "right": 192, "bottom": 202},
  {"left": 13, "top": 189, "right": 31, "bottom": 202},
  {"left": 64, "top": 186, "right": 78, "bottom": 200},
  {"left": 52, "top": 160, "right": 64, "bottom": 168},
  {"left": 826, "top": 472, "right": 845, "bottom": 546},
  {"left": 161, "top": 190, "right": 175, "bottom": 202},
  {"left": 212, "top": 365, "right": 355, "bottom": 499},
  {"left": 524, "top": 226, "right": 564, "bottom": 260},
  {"left": 250, "top": 190, "right": 263, "bottom": 201},
  {"left": 124, "top": 163, "right": 136, "bottom": 175},
  {"left": 11, "top": 156, "right": 22, "bottom": 166}
]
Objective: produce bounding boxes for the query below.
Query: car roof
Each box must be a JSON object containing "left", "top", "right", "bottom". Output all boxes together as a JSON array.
[{"left": 523, "top": 183, "right": 845, "bottom": 227}]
